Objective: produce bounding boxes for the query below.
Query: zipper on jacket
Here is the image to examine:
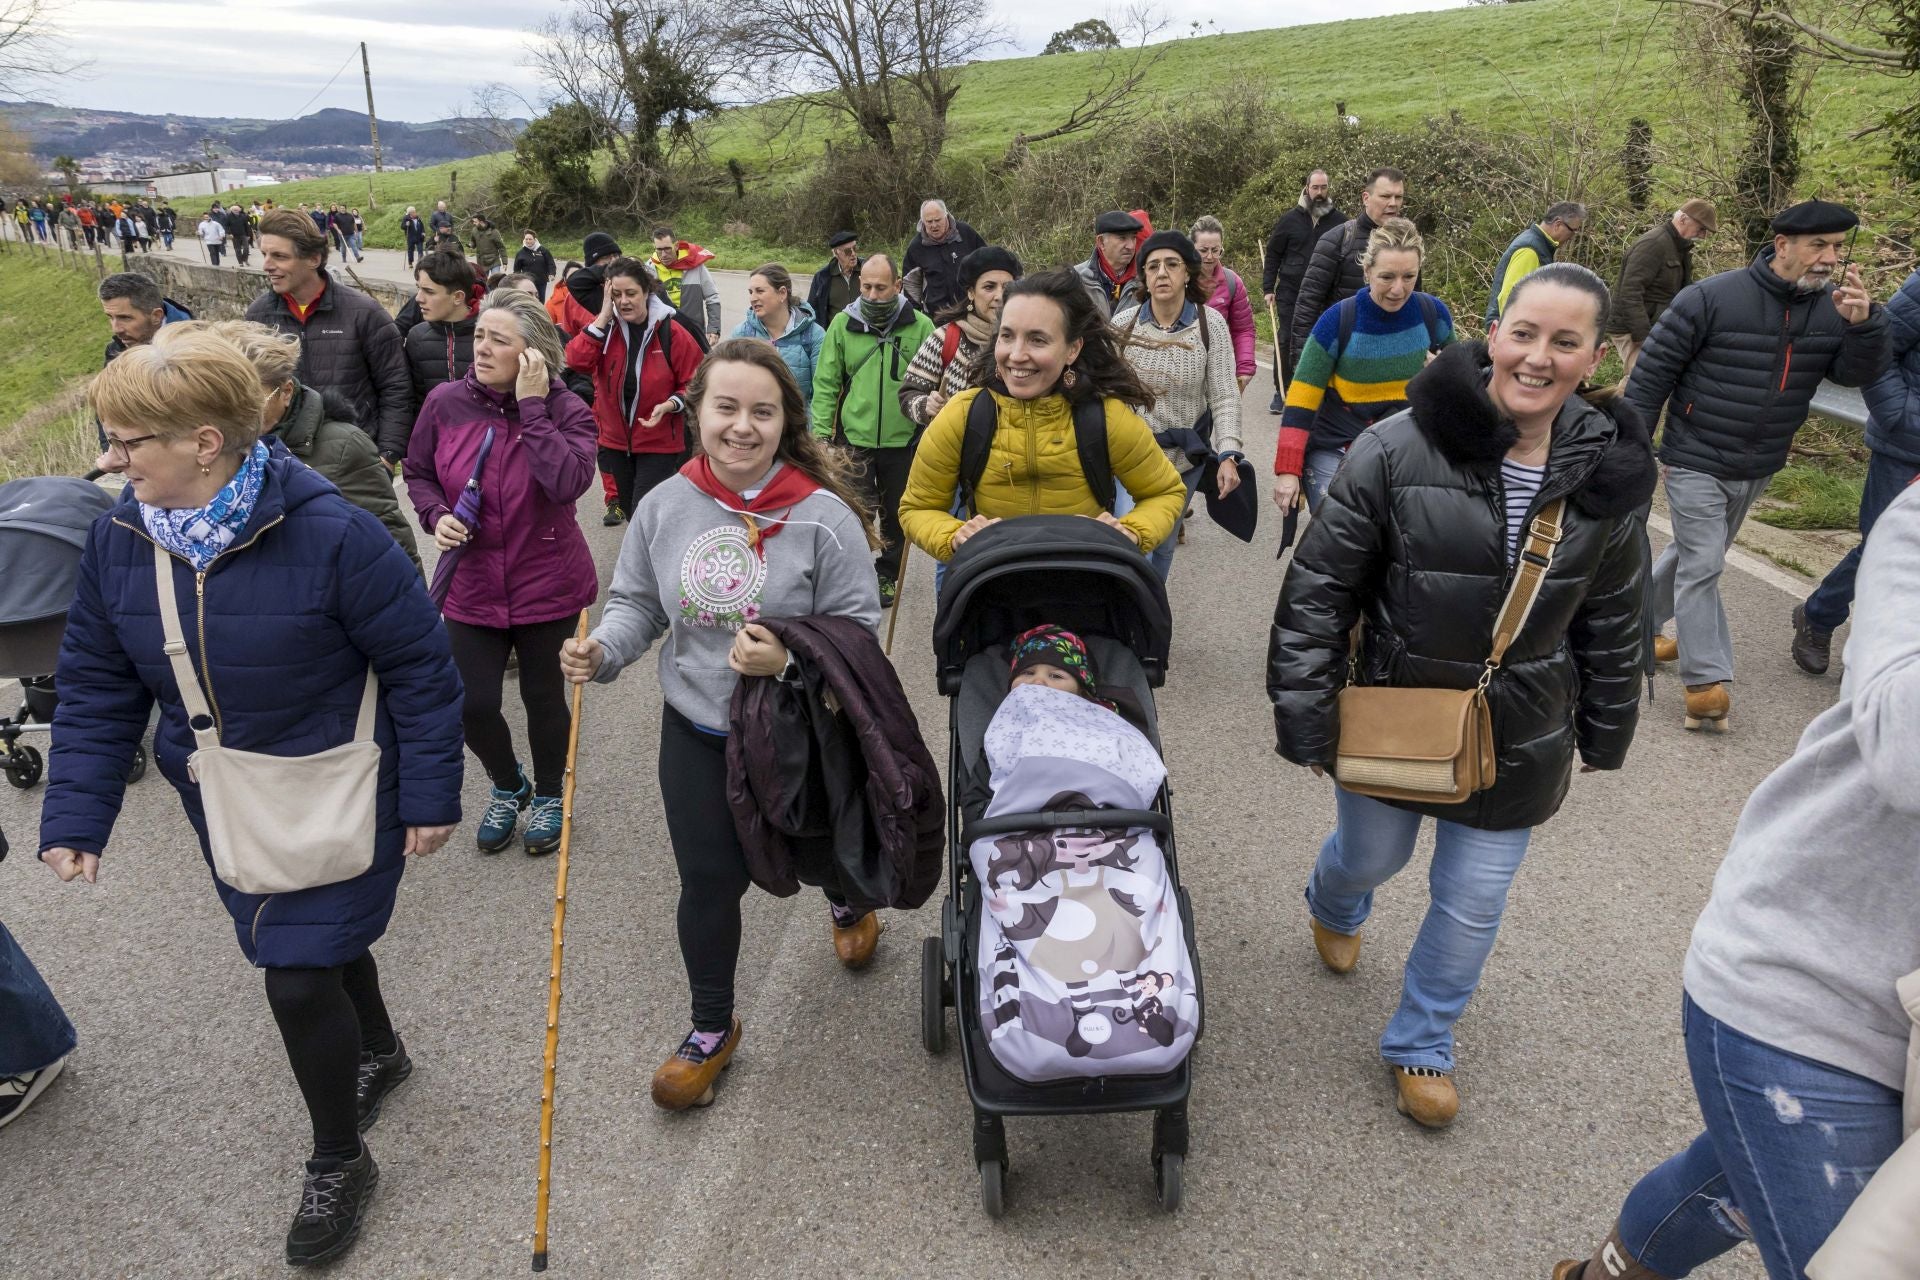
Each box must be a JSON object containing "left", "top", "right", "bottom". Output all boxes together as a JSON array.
[
  {"left": 194, "top": 570, "right": 223, "bottom": 734},
  {"left": 1023, "top": 399, "right": 1040, "bottom": 510}
]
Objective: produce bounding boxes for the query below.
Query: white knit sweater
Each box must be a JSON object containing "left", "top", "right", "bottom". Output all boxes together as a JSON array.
[{"left": 1113, "top": 303, "right": 1243, "bottom": 472}]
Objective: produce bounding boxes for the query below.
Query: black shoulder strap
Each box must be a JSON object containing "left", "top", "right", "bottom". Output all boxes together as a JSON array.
[
  {"left": 1336, "top": 295, "right": 1358, "bottom": 359},
  {"left": 1417, "top": 294, "right": 1442, "bottom": 351},
  {"left": 1342, "top": 219, "right": 1362, "bottom": 258},
  {"left": 1073, "top": 398, "right": 1115, "bottom": 513},
  {"left": 958, "top": 390, "right": 999, "bottom": 516}
]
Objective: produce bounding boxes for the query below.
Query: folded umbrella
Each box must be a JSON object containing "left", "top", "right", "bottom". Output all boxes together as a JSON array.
[{"left": 428, "top": 427, "right": 495, "bottom": 611}]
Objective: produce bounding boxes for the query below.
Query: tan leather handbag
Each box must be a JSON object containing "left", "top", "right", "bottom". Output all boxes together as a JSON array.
[
  {"left": 153, "top": 545, "right": 381, "bottom": 895},
  {"left": 1334, "top": 499, "right": 1566, "bottom": 805}
]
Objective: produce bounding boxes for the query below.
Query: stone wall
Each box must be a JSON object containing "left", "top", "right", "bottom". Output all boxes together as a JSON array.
[{"left": 125, "top": 258, "right": 407, "bottom": 320}]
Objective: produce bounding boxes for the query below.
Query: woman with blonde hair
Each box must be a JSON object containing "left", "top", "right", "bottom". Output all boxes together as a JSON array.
[
  {"left": 561, "top": 338, "right": 885, "bottom": 1111},
  {"left": 1275, "top": 216, "right": 1455, "bottom": 511},
  {"left": 38, "top": 330, "right": 463, "bottom": 1267},
  {"left": 195, "top": 319, "right": 420, "bottom": 570},
  {"left": 406, "top": 287, "right": 598, "bottom": 858}
]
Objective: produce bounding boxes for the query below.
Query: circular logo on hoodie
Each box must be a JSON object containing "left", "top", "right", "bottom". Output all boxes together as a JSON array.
[{"left": 679, "top": 525, "right": 766, "bottom": 629}]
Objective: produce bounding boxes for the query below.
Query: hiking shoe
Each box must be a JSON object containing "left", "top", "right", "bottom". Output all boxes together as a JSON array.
[
  {"left": 1652, "top": 635, "right": 1678, "bottom": 665},
  {"left": 602, "top": 502, "right": 625, "bottom": 527},
  {"left": 524, "top": 796, "right": 564, "bottom": 857},
  {"left": 285, "top": 1142, "right": 379, "bottom": 1267},
  {"left": 651, "top": 1017, "right": 742, "bottom": 1111},
  {"left": 1683, "top": 682, "right": 1731, "bottom": 733},
  {"left": 877, "top": 574, "right": 898, "bottom": 609},
  {"left": 829, "top": 909, "right": 883, "bottom": 969},
  {"left": 477, "top": 770, "right": 531, "bottom": 852},
  {"left": 1791, "top": 603, "right": 1833, "bottom": 675},
  {"left": 0, "top": 1056, "right": 67, "bottom": 1130},
  {"left": 355, "top": 1040, "right": 412, "bottom": 1134},
  {"left": 1392, "top": 1066, "right": 1460, "bottom": 1129}
]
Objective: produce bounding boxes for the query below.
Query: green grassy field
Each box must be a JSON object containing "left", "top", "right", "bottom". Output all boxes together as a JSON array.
[{"left": 0, "top": 248, "right": 110, "bottom": 480}]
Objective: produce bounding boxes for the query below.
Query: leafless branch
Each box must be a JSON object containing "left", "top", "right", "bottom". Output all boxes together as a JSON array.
[
  {"left": 1655, "top": 0, "right": 1905, "bottom": 66},
  {"left": 0, "top": 0, "right": 88, "bottom": 98}
]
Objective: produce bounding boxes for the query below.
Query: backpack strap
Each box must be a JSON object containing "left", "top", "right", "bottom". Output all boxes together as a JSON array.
[
  {"left": 1335, "top": 295, "right": 1359, "bottom": 360},
  {"left": 957, "top": 390, "right": 999, "bottom": 516},
  {"left": 1417, "top": 294, "right": 1442, "bottom": 352},
  {"left": 1073, "top": 397, "right": 1115, "bottom": 513}
]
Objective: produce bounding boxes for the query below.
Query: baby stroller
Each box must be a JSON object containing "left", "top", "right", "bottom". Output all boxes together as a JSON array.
[
  {"left": 0, "top": 476, "right": 148, "bottom": 789},
  {"left": 920, "top": 515, "right": 1199, "bottom": 1216}
]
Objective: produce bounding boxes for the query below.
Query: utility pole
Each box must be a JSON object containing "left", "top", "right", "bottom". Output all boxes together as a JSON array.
[
  {"left": 361, "top": 42, "right": 382, "bottom": 210},
  {"left": 202, "top": 139, "right": 220, "bottom": 197}
]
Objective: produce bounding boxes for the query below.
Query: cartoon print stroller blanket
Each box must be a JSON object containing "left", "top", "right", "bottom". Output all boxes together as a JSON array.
[{"left": 971, "top": 683, "right": 1197, "bottom": 1083}]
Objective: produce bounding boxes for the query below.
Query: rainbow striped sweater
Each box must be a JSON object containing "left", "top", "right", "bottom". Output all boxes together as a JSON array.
[{"left": 1275, "top": 290, "right": 1454, "bottom": 475}]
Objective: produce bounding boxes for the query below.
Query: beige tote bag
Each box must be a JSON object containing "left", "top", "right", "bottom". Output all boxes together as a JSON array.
[{"left": 154, "top": 544, "right": 381, "bottom": 895}]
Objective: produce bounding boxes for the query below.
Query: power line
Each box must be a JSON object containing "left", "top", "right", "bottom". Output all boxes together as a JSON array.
[{"left": 281, "top": 46, "right": 362, "bottom": 125}]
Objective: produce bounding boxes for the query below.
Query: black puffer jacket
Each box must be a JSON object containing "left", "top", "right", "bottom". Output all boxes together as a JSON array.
[
  {"left": 1268, "top": 343, "right": 1655, "bottom": 831},
  {"left": 1289, "top": 212, "right": 1422, "bottom": 354},
  {"left": 245, "top": 270, "right": 415, "bottom": 460},
  {"left": 1626, "top": 249, "right": 1889, "bottom": 481},
  {"left": 403, "top": 316, "right": 475, "bottom": 414}
]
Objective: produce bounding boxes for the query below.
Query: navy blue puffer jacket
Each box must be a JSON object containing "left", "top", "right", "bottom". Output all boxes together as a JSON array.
[
  {"left": 39, "top": 453, "right": 465, "bottom": 968},
  {"left": 1864, "top": 269, "right": 1920, "bottom": 467}
]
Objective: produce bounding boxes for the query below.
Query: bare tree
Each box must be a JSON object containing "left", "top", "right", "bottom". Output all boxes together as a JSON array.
[
  {"left": 525, "top": 0, "right": 735, "bottom": 211},
  {"left": 730, "top": 0, "right": 1008, "bottom": 157},
  {"left": 0, "top": 0, "right": 86, "bottom": 99},
  {"left": 1003, "top": 6, "right": 1170, "bottom": 162},
  {"left": 454, "top": 82, "right": 533, "bottom": 155}
]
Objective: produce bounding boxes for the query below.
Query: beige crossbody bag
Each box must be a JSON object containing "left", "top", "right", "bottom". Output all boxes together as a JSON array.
[
  {"left": 1334, "top": 498, "right": 1566, "bottom": 805},
  {"left": 154, "top": 544, "right": 381, "bottom": 895}
]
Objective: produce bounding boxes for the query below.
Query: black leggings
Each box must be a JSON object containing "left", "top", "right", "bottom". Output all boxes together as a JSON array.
[
  {"left": 264, "top": 952, "right": 396, "bottom": 1163},
  {"left": 445, "top": 616, "right": 576, "bottom": 797},
  {"left": 598, "top": 448, "right": 681, "bottom": 517},
  {"left": 658, "top": 706, "right": 845, "bottom": 1032}
]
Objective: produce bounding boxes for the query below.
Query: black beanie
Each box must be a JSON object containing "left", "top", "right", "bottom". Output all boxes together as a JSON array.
[
  {"left": 581, "top": 231, "right": 622, "bottom": 263},
  {"left": 1137, "top": 230, "right": 1200, "bottom": 274},
  {"left": 958, "top": 245, "right": 1023, "bottom": 291}
]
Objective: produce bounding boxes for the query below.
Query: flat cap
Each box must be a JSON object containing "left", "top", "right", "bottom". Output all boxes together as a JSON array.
[
  {"left": 828, "top": 229, "right": 858, "bottom": 248},
  {"left": 1770, "top": 199, "right": 1857, "bottom": 236},
  {"left": 1094, "top": 210, "right": 1144, "bottom": 235},
  {"left": 1678, "top": 199, "right": 1718, "bottom": 233}
]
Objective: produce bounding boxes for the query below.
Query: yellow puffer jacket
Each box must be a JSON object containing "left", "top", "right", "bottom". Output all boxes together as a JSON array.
[{"left": 900, "top": 387, "right": 1187, "bottom": 562}]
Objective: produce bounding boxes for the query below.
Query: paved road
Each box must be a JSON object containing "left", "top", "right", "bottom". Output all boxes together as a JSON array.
[{"left": 0, "top": 267, "right": 1816, "bottom": 1279}]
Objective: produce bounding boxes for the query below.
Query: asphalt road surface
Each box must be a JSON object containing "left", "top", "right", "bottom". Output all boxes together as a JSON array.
[{"left": 0, "top": 263, "right": 1818, "bottom": 1279}]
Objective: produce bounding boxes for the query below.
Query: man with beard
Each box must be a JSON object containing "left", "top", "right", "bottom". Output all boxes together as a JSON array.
[
  {"left": 1074, "top": 209, "right": 1151, "bottom": 320},
  {"left": 1290, "top": 167, "right": 1412, "bottom": 360},
  {"left": 1262, "top": 168, "right": 1343, "bottom": 409},
  {"left": 1627, "top": 199, "right": 1887, "bottom": 732}
]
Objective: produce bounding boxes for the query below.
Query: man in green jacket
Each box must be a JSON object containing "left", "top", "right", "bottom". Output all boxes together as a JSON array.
[
  {"left": 1608, "top": 198, "right": 1717, "bottom": 379},
  {"left": 470, "top": 215, "right": 508, "bottom": 274},
  {"left": 811, "top": 252, "right": 934, "bottom": 606}
]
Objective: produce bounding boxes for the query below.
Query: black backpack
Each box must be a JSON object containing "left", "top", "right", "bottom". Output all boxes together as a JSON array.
[
  {"left": 958, "top": 391, "right": 1115, "bottom": 517},
  {"left": 1335, "top": 292, "right": 1445, "bottom": 357}
]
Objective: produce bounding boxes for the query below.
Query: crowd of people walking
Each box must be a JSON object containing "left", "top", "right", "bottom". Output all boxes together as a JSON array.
[{"left": 2, "top": 156, "right": 1915, "bottom": 1280}]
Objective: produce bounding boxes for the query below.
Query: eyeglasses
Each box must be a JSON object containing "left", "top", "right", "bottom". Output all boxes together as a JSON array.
[
  {"left": 1197, "top": 247, "right": 1225, "bottom": 258},
  {"left": 101, "top": 433, "right": 160, "bottom": 464}
]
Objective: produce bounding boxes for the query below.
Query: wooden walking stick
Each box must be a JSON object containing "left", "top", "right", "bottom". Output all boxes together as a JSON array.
[
  {"left": 1260, "top": 238, "right": 1285, "bottom": 401},
  {"left": 884, "top": 539, "right": 910, "bottom": 656},
  {"left": 532, "top": 609, "right": 590, "bottom": 1273}
]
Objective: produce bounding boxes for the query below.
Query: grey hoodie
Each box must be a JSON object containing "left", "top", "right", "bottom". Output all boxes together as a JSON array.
[
  {"left": 1684, "top": 481, "right": 1920, "bottom": 1090},
  {"left": 589, "top": 467, "right": 882, "bottom": 730}
]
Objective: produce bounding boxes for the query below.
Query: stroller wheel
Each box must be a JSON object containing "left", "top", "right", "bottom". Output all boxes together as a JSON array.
[
  {"left": 1155, "top": 1153, "right": 1185, "bottom": 1213},
  {"left": 4, "top": 744, "right": 43, "bottom": 789},
  {"left": 978, "top": 1159, "right": 1006, "bottom": 1218},
  {"left": 127, "top": 742, "right": 148, "bottom": 784},
  {"left": 920, "top": 935, "right": 946, "bottom": 1054}
]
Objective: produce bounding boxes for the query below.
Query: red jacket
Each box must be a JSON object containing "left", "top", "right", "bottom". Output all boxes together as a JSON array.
[{"left": 563, "top": 307, "right": 702, "bottom": 455}]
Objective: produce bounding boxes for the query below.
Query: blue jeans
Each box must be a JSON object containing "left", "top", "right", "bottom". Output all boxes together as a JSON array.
[
  {"left": 0, "top": 920, "right": 76, "bottom": 1075},
  {"left": 1303, "top": 447, "right": 1346, "bottom": 510},
  {"left": 1802, "top": 451, "right": 1920, "bottom": 631},
  {"left": 1616, "top": 994, "right": 1902, "bottom": 1278},
  {"left": 1305, "top": 785, "right": 1533, "bottom": 1071},
  {"left": 1114, "top": 465, "right": 1203, "bottom": 582}
]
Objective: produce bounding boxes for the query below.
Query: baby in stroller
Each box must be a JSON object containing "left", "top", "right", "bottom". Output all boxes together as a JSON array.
[{"left": 972, "top": 625, "right": 1197, "bottom": 1084}]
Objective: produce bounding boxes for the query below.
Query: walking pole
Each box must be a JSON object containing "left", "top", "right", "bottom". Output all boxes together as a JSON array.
[
  {"left": 1260, "top": 239, "right": 1285, "bottom": 402},
  {"left": 884, "top": 539, "right": 910, "bottom": 656},
  {"left": 532, "top": 609, "right": 590, "bottom": 1273}
]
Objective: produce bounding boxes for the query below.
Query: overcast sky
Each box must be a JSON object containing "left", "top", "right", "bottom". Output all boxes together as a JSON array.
[{"left": 38, "top": 0, "right": 1467, "bottom": 124}]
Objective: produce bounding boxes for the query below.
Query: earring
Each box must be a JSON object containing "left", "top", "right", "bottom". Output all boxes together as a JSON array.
[
  {"left": 1062, "top": 367, "right": 1079, "bottom": 390},
  {"left": 200, "top": 465, "right": 211, "bottom": 476}
]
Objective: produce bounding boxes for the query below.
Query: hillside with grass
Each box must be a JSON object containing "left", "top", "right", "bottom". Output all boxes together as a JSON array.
[{"left": 0, "top": 251, "right": 109, "bottom": 482}]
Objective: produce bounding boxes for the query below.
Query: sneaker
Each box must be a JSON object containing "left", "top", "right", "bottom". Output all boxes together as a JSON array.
[
  {"left": 285, "top": 1143, "right": 379, "bottom": 1267},
  {"left": 477, "top": 770, "right": 531, "bottom": 852},
  {"left": 0, "top": 1056, "right": 67, "bottom": 1129},
  {"left": 650, "top": 1017, "right": 742, "bottom": 1111},
  {"left": 1791, "top": 603, "right": 1833, "bottom": 675},
  {"left": 355, "top": 1040, "right": 413, "bottom": 1133},
  {"left": 524, "top": 795, "right": 564, "bottom": 857},
  {"left": 1268, "top": 391, "right": 1284, "bottom": 414},
  {"left": 877, "top": 574, "right": 898, "bottom": 609},
  {"left": 602, "top": 502, "right": 625, "bottom": 527}
]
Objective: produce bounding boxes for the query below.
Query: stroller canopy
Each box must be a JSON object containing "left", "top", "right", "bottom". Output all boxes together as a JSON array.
[
  {"left": 0, "top": 476, "right": 114, "bottom": 627},
  {"left": 931, "top": 515, "right": 1172, "bottom": 695}
]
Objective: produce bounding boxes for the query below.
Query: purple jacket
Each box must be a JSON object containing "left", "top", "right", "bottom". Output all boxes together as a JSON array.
[{"left": 405, "top": 371, "right": 599, "bottom": 628}]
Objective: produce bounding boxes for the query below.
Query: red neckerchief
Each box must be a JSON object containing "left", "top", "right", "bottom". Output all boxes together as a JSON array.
[
  {"left": 679, "top": 455, "right": 822, "bottom": 557},
  {"left": 285, "top": 280, "right": 327, "bottom": 326},
  {"left": 1096, "top": 244, "right": 1137, "bottom": 292}
]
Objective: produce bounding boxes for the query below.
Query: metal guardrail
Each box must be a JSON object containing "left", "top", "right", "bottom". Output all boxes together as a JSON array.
[{"left": 1811, "top": 381, "right": 1868, "bottom": 428}]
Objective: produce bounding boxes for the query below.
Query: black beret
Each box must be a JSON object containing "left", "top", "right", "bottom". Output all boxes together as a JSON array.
[
  {"left": 958, "top": 245, "right": 1023, "bottom": 289},
  {"left": 1770, "top": 200, "right": 1858, "bottom": 236},
  {"left": 1094, "top": 210, "right": 1143, "bottom": 235},
  {"left": 828, "top": 229, "right": 858, "bottom": 248},
  {"left": 1138, "top": 230, "right": 1200, "bottom": 273}
]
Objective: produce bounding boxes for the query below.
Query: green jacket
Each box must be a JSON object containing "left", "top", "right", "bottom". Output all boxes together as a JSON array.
[
  {"left": 472, "top": 225, "right": 508, "bottom": 269},
  {"left": 810, "top": 298, "right": 935, "bottom": 449},
  {"left": 272, "top": 384, "right": 423, "bottom": 573}
]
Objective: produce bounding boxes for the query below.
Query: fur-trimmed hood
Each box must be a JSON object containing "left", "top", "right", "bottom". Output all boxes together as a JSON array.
[{"left": 1405, "top": 341, "right": 1655, "bottom": 519}]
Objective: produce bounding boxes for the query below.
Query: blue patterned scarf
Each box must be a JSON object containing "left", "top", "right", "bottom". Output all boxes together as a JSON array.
[{"left": 141, "top": 441, "right": 269, "bottom": 571}]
